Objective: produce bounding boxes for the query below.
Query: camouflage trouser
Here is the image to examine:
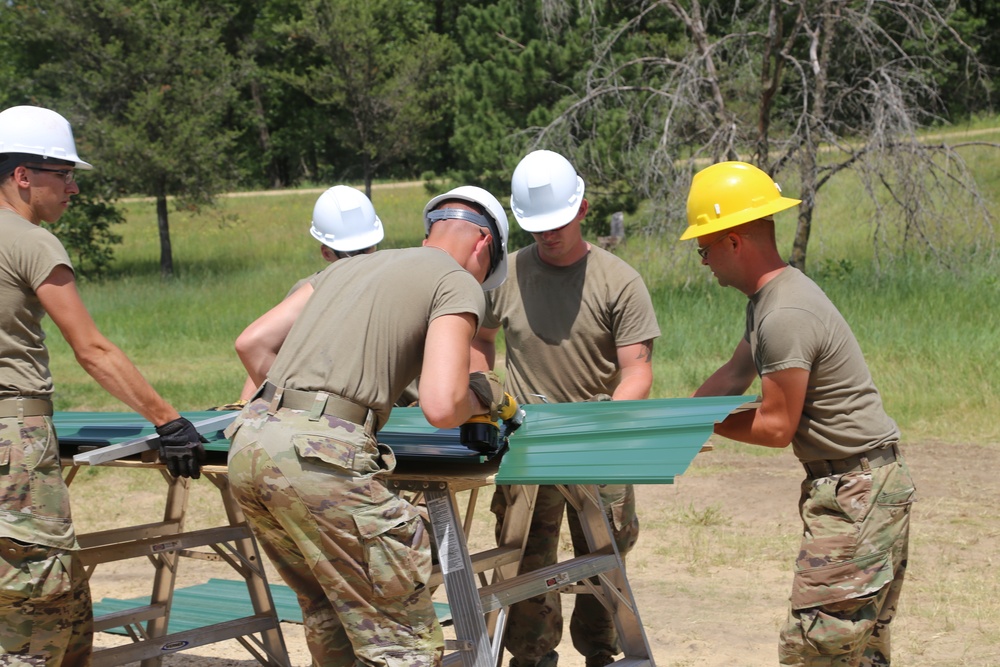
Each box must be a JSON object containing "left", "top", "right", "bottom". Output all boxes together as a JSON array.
[
  {"left": 0, "top": 415, "right": 91, "bottom": 667},
  {"left": 227, "top": 399, "right": 443, "bottom": 667},
  {"left": 491, "top": 483, "right": 639, "bottom": 665},
  {"left": 779, "top": 455, "right": 916, "bottom": 667},
  {"left": 0, "top": 541, "right": 92, "bottom": 666}
]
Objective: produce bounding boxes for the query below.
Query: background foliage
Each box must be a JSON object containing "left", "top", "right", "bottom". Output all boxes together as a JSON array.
[
  {"left": 1, "top": 0, "right": 997, "bottom": 277},
  {"left": 43, "top": 178, "right": 999, "bottom": 443}
]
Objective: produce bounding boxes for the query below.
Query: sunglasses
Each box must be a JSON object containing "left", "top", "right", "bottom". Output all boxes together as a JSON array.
[
  {"left": 27, "top": 166, "right": 76, "bottom": 184},
  {"left": 697, "top": 233, "right": 730, "bottom": 260}
]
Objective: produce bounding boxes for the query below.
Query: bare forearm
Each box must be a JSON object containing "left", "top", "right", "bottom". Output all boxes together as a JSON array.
[
  {"left": 714, "top": 409, "right": 791, "bottom": 448},
  {"left": 612, "top": 368, "right": 652, "bottom": 401},
  {"left": 76, "top": 344, "right": 179, "bottom": 425}
]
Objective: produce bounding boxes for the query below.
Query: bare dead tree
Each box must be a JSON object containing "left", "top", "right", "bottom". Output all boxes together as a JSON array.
[{"left": 533, "top": 0, "right": 996, "bottom": 273}]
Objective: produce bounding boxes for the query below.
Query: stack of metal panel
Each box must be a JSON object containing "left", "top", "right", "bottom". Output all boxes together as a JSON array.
[{"left": 56, "top": 395, "right": 753, "bottom": 484}]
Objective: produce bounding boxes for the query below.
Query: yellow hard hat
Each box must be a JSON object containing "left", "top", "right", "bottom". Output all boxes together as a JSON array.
[{"left": 680, "top": 161, "right": 800, "bottom": 240}]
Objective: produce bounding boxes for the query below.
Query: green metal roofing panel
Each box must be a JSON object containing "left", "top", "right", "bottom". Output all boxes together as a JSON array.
[
  {"left": 493, "top": 396, "right": 752, "bottom": 485},
  {"left": 55, "top": 395, "right": 753, "bottom": 485},
  {"left": 54, "top": 410, "right": 230, "bottom": 450},
  {"left": 93, "top": 578, "right": 303, "bottom": 635},
  {"left": 92, "top": 578, "right": 452, "bottom": 635}
]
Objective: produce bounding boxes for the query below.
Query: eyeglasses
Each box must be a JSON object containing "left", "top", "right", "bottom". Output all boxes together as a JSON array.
[
  {"left": 27, "top": 166, "right": 76, "bottom": 184},
  {"left": 697, "top": 234, "right": 730, "bottom": 260}
]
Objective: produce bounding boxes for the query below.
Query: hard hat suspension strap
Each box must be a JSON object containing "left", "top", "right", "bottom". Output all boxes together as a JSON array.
[{"left": 426, "top": 208, "right": 502, "bottom": 278}]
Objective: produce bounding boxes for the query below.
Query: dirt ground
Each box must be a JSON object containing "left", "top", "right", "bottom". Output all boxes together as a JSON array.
[{"left": 81, "top": 438, "right": 1000, "bottom": 667}]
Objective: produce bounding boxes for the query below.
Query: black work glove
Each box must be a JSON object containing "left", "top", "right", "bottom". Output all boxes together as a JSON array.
[{"left": 155, "top": 417, "right": 208, "bottom": 479}]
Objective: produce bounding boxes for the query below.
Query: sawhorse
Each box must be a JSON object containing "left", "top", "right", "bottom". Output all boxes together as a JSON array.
[
  {"left": 389, "top": 467, "right": 653, "bottom": 667},
  {"left": 63, "top": 460, "right": 291, "bottom": 667}
]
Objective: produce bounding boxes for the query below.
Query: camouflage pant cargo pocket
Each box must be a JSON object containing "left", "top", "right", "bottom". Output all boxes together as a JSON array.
[
  {"left": 785, "top": 590, "right": 883, "bottom": 658},
  {"left": 0, "top": 544, "right": 72, "bottom": 604},
  {"left": 353, "top": 500, "right": 431, "bottom": 599},
  {"left": 0, "top": 417, "right": 75, "bottom": 549},
  {"left": 789, "top": 549, "right": 893, "bottom": 611},
  {"left": 293, "top": 432, "right": 381, "bottom": 475}
]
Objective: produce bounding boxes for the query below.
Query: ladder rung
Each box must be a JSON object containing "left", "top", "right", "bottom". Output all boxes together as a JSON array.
[
  {"left": 429, "top": 545, "right": 521, "bottom": 588},
  {"left": 91, "top": 614, "right": 279, "bottom": 666},
  {"left": 92, "top": 603, "right": 165, "bottom": 632},
  {"left": 477, "top": 551, "right": 621, "bottom": 613}
]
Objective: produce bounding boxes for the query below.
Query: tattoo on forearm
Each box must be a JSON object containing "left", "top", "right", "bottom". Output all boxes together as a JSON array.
[{"left": 635, "top": 340, "right": 653, "bottom": 363}]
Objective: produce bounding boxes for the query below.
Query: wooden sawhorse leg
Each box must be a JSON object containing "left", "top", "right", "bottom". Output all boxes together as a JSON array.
[{"left": 68, "top": 463, "right": 291, "bottom": 667}]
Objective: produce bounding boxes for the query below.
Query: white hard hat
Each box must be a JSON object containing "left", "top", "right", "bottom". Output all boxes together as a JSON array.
[
  {"left": 509, "top": 150, "right": 585, "bottom": 233},
  {"left": 423, "top": 185, "right": 509, "bottom": 290},
  {"left": 0, "top": 105, "right": 93, "bottom": 170},
  {"left": 310, "top": 185, "right": 384, "bottom": 252}
]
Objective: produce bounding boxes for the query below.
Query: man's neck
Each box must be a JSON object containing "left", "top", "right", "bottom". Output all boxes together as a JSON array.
[
  {"left": 537, "top": 238, "right": 590, "bottom": 267},
  {"left": 749, "top": 262, "right": 790, "bottom": 295}
]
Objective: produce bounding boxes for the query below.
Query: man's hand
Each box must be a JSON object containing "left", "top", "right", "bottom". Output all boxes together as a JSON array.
[
  {"left": 468, "top": 371, "right": 505, "bottom": 420},
  {"left": 155, "top": 417, "right": 208, "bottom": 479}
]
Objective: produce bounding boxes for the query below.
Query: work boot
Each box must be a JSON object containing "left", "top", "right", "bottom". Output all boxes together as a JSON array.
[
  {"left": 510, "top": 650, "right": 558, "bottom": 667},
  {"left": 585, "top": 652, "right": 616, "bottom": 667}
]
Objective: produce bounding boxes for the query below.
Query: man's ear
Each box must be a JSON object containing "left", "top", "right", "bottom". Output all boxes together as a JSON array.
[
  {"left": 10, "top": 165, "right": 30, "bottom": 187},
  {"left": 576, "top": 198, "right": 590, "bottom": 220}
]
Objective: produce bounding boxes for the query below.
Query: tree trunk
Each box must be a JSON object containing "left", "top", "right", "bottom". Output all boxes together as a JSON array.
[
  {"left": 250, "top": 79, "right": 283, "bottom": 189},
  {"left": 789, "top": 0, "right": 837, "bottom": 274},
  {"left": 363, "top": 152, "right": 373, "bottom": 201},
  {"left": 156, "top": 194, "right": 174, "bottom": 280},
  {"left": 790, "top": 153, "right": 816, "bottom": 273}
]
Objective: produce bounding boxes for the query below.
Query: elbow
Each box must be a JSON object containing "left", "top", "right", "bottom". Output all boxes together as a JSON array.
[
  {"left": 759, "top": 425, "right": 795, "bottom": 449},
  {"left": 420, "top": 403, "right": 466, "bottom": 430},
  {"left": 418, "top": 388, "right": 471, "bottom": 429},
  {"left": 235, "top": 330, "right": 263, "bottom": 372}
]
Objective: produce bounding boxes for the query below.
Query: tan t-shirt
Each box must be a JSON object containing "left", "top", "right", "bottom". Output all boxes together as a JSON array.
[
  {"left": 267, "top": 246, "right": 485, "bottom": 429},
  {"left": 0, "top": 210, "right": 73, "bottom": 398},
  {"left": 483, "top": 244, "right": 660, "bottom": 404},
  {"left": 746, "top": 266, "right": 900, "bottom": 461},
  {"left": 284, "top": 264, "right": 420, "bottom": 408}
]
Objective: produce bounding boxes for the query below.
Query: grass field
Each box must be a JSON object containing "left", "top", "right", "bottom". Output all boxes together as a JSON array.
[{"left": 47, "top": 156, "right": 1000, "bottom": 444}]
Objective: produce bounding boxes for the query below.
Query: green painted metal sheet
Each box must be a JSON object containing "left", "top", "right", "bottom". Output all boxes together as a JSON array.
[
  {"left": 54, "top": 410, "right": 230, "bottom": 451},
  {"left": 93, "top": 578, "right": 450, "bottom": 635},
  {"left": 494, "top": 396, "right": 752, "bottom": 485},
  {"left": 54, "top": 395, "right": 752, "bottom": 484},
  {"left": 93, "top": 578, "right": 302, "bottom": 635}
]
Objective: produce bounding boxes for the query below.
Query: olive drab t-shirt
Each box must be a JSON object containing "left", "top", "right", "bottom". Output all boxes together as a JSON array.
[
  {"left": 0, "top": 209, "right": 74, "bottom": 398},
  {"left": 266, "top": 246, "right": 485, "bottom": 430},
  {"left": 745, "top": 267, "right": 900, "bottom": 462},
  {"left": 482, "top": 244, "right": 660, "bottom": 404}
]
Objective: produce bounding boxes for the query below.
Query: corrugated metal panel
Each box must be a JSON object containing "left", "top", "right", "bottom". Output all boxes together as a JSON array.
[
  {"left": 55, "top": 410, "right": 230, "bottom": 450},
  {"left": 494, "top": 396, "right": 752, "bottom": 485},
  {"left": 93, "top": 578, "right": 302, "bottom": 635},
  {"left": 55, "top": 409, "right": 484, "bottom": 461},
  {"left": 55, "top": 395, "right": 752, "bottom": 484},
  {"left": 93, "top": 578, "right": 453, "bottom": 634}
]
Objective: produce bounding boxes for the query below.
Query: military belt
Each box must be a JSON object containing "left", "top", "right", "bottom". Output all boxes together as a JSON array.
[
  {"left": 259, "top": 382, "right": 370, "bottom": 425},
  {"left": 802, "top": 444, "right": 899, "bottom": 479},
  {"left": 0, "top": 397, "right": 54, "bottom": 419}
]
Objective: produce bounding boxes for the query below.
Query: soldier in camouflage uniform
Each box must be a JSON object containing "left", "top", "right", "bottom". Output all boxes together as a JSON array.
[
  {"left": 0, "top": 107, "right": 205, "bottom": 666},
  {"left": 683, "top": 162, "right": 916, "bottom": 666},
  {"left": 473, "top": 151, "right": 660, "bottom": 667},
  {"left": 227, "top": 186, "right": 513, "bottom": 667}
]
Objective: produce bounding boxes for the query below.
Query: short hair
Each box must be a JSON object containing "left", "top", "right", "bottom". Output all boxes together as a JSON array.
[{"left": 0, "top": 152, "right": 74, "bottom": 174}]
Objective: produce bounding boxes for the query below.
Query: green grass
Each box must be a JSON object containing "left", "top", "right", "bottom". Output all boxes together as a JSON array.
[{"left": 48, "top": 157, "right": 999, "bottom": 442}]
